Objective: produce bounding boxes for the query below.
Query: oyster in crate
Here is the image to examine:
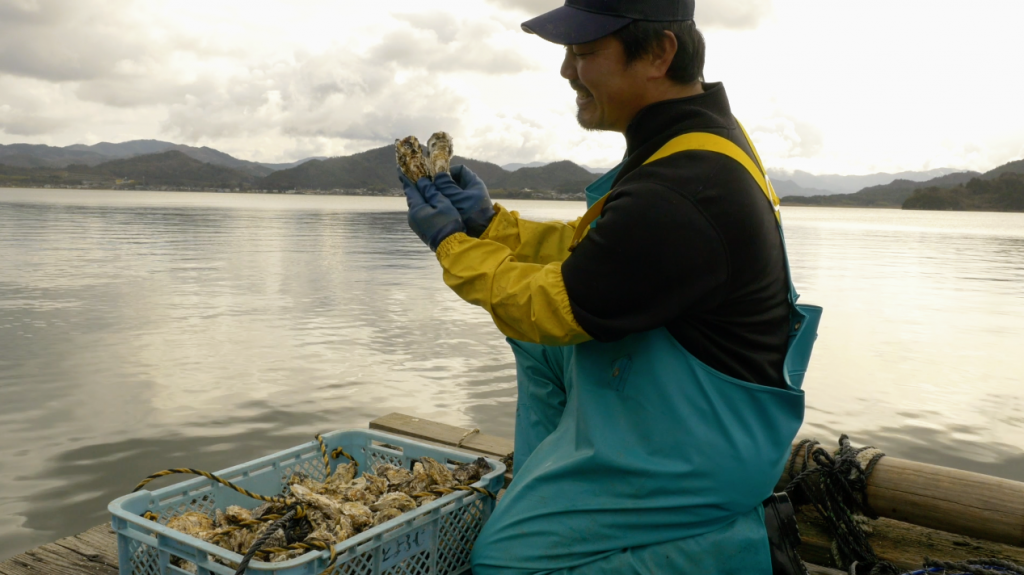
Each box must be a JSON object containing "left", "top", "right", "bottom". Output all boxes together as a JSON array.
[
  {"left": 373, "top": 508, "right": 404, "bottom": 527},
  {"left": 370, "top": 492, "right": 417, "bottom": 513}
]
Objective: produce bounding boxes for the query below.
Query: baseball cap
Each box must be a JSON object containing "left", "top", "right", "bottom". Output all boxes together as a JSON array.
[{"left": 522, "top": 0, "right": 696, "bottom": 45}]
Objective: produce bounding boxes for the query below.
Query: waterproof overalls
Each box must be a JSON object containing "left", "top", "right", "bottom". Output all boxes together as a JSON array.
[{"left": 455, "top": 130, "right": 822, "bottom": 574}]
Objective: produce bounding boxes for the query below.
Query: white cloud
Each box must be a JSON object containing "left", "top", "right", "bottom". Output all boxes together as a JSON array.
[{"left": 0, "top": 0, "right": 1022, "bottom": 173}]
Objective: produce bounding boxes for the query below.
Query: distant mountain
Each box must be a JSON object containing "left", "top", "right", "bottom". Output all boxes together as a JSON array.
[
  {"left": 769, "top": 179, "right": 832, "bottom": 198},
  {"left": 87, "top": 151, "right": 256, "bottom": 187},
  {"left": 1, "top": 140, "right": 275, "bottom": 177},
  {"left": 768, "top": 168, "right": 964, "bottom": 195},
  {"left": 904, "top": 172, "right": 1024, "bottom": 212},
  {"left": 0, "top": 144, "right": 111, "bottom": 168},
  {"left": 502, "top": 162, "right": 548, "bottom": 172},
  {"left": 983, "top": 159, "right": 1024, "bottom": 179},
  {"left": 65, "top": 139, "right": 177, "bottom": 157},
  {"left": 782, "top": 171, "right": 981, "bottom": 208},
  {"left": 0, "top": 150, "right": 256, "bottom": 189},
  {"left": 259, "top": 157, "right": 327, "bottom": 171},
  {"left": 504, "top": 161, "right": 610, "bottom": 175},
  {"left": 262, "top": 145, "right": 600, "bottom": 194}
]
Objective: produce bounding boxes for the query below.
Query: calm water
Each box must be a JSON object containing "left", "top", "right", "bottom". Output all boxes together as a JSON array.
[{"left": 1, "top": 189, "right": 1022, "bottom": 559}]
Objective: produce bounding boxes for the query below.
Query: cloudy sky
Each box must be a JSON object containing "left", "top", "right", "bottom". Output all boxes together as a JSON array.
[{"left": 0, "top": 0, "right": 1021, "bottom": 175}]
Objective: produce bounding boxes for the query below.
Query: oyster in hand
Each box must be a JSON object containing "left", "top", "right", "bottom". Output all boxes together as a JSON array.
[
  {"left": 396, "top": 136, "right": 432, "bottom": 182},
  {"left": 427, "top": 131, "right": 453, "bottom": 176}
]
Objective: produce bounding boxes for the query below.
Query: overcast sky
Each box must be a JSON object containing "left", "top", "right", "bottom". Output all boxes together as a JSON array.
[{"left": 0, "top": 0, "right": 1021, "bottom": 175}]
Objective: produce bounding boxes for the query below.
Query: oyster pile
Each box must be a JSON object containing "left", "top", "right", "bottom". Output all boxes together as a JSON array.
[
  {"left": 164, "top": 456, "right": 491, "bottom": 566},
  {"left": 396, "top": 132, "right": 453, "bottom": 182}
]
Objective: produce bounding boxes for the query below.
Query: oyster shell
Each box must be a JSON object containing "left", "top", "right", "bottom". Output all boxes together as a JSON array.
[
  {"left": 453, "top": 457, "right": 491, "bottom": 486},
  {"left": 426, "top": 132, "right": 453, "bottom": 176},
  {"left": 290, "top": 484, "right": 344, "bottom": 522},
  {"left": 396, "top": 136, "right": 432, "bottom": 182},
  {"left": 420, "top": 457, "right": 455, "bottom": 489},
  {"left": 372, "top": 508, "right": 404, "bottom": 527},
  {"left": 370, "top": 492, "right": 417, "bottom": 513},
  {"left": 340, "top": 502, "right": 373, "bottom": 530},
  {"left": 167, "top": 512, "right": 215, "bottom": 540},
  {"left": 328, "top": 462, "right": 358, "bottom": 485},
  {"left": 374, "top": 463, "right": 413, "bottom": 486}
]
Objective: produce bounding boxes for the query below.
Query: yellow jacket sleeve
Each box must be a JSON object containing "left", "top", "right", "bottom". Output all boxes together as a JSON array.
[
  {"left": 479, "top": 204, "right": 586, "bottom": 265},
  {"left": 436, "top": 232, "right": 592, "bottom": 346}
]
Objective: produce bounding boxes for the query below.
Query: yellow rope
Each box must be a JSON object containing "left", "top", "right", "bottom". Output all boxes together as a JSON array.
[
  {"left": 132, "top": 468, "right": 292, "bottom": 504},
  {"left": 330, "top": 446, "right": 357, "bottom": 468},
  {"left": 315, "top": 434, "right": 331, "bottom": 478}
]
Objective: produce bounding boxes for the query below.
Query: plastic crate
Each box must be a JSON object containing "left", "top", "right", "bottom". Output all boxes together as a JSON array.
[{"left": 109, "top": 429, "right": 506, "bottom": 575}]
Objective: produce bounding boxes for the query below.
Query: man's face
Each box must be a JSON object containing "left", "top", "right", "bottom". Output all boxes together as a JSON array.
[{"left": 561, "top": 35, "right": 649, "bottom": 133}]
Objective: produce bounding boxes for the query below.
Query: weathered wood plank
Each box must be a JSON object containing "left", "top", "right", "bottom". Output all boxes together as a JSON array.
[
  {"left": 796, "top": 507, "right": 1024, "bottom": 571},
  {"left": 806, "top": 565, "right": 845, "bottom": 575},
  {"left": 370, "top": 412, "right": 514, "bottom": 487},
  {"left": 370, "top": 413, "right": 513, "bottom": 457},
  {"left": 51, "top": 525, "right": 118, "bottom": 568},
  {"left": 781, "top": 442, "right": 1024, "bottom": 547},
  {"left": 0, "top": 541, "right": 117, "bottom": 575}
]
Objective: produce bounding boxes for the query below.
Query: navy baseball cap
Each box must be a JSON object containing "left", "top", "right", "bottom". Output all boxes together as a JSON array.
[{"left": 522, "top": 0, "right": 695, "bottom": 45}]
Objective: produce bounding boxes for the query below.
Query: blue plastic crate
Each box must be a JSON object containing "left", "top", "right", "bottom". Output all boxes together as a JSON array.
[{"left": 109, "top": 429, "right": 506, "bottom": 575}]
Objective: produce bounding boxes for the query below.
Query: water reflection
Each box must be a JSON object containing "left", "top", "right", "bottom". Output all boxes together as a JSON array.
[{"left": 0, "top": 192, "right": 1022, "bottom": 560}]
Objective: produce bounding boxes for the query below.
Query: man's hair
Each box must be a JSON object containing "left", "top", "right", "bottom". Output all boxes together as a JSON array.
[{"left": 613, "top": 20, "right": 705, "bottom": 85}]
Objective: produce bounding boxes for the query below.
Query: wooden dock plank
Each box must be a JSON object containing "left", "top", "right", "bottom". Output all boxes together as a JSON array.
[
  {"left": 370, "top": 413, "right": 514, "bottom": 457},
  {"left": 50, "top": 525, "right": 118, "bottom": 569},
  {"left": 0, "top": 542, "right": 117, "bottom": 575}
]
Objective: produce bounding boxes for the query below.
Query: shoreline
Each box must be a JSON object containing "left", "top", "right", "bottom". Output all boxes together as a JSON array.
[{"left": 0, "top": 185, "right": 587, "bottom": 202}]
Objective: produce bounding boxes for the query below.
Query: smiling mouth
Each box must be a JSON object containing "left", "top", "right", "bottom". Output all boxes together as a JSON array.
[{"left": 572, "top": 83, "right": 593, "bottom": 107}]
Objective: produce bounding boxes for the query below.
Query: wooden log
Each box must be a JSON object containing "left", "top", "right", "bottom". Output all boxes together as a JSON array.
[
  {"left": 780, "top": 441, "right": 1024, "bottom": 547},
  {"left": 796, "top": 507, "right": 1024, "bottom": 572}
]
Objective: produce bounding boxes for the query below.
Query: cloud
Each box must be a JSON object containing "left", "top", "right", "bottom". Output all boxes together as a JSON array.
[
  {"left": 0, "top": 0, "right": 148, "bottom": 82},
  {"left": 696, "top": 0, "right": 774, "bottom": 30},
  {"left": 0, "top": 106, "right": 63, "bottom": 136},
  {"left": 485, "top": 0, "right": 773, "bottom": 30},
  {"left": 747, "top": 115, "right": 824, "bottom": 160},
  {"left": 485, "top": 0, "right": 560, "bottom": 15}
]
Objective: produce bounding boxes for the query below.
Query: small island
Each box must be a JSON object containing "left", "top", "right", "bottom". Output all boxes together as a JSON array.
[
  {"left": 903, "top": 172, "right": 1024, "bottom": 212},
  {"left": 781, "top": 159, "right": 1024, "bottom": 212}
]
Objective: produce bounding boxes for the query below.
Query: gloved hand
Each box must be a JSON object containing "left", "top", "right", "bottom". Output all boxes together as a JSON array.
[
  {"left": 434, "top": 165, "right": 495, "bottom": 238},
  {"left": 399, "top": 171, "right": 466, "bottom": 251}
]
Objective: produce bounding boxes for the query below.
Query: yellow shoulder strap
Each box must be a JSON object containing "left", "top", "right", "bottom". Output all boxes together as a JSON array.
[{"left": 568, "top": 126, "right": 780, "bottom": 252}]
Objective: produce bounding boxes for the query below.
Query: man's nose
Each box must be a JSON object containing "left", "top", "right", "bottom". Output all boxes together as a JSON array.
[{"left": 560, "top": 50, "right": 577, "bottom": 81}]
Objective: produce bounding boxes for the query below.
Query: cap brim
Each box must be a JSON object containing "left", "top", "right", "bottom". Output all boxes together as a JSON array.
[{"left": 522, "top": 6, "right": 633, "bottom": 45}]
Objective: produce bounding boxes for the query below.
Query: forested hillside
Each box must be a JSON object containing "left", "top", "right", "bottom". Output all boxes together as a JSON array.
[{"left": 903, "top": 173, "right": 1024, "bottom": 212}]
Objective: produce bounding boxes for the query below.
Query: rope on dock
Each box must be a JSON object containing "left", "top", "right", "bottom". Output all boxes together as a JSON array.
[
  {"left": 785, "top": 435, "right": 897, "bottom": 575},
  {"left": 900, "top": 557, "right": 1024, "bottom": 575}
]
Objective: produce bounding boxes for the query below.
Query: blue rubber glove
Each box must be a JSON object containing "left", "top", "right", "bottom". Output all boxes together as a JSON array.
[
  {"left": 399, "top": 171, "right": 466, "bottom": 251},
  {"left": 434, "top": 165, "right": 495, "bottom": 238}
]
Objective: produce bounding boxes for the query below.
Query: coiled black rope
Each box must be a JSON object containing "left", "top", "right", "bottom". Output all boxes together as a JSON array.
[
  {"left": 233, "top": 507, "right": 299, "bottom": 575},
  {"left": 917, "top": 557, "right": 1024, "bottom": 575},
  {"left": 786, "top": 435, "right": 895, "bottom": 575}
]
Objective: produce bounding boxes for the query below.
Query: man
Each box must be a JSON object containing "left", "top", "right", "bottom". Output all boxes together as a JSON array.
[{"left": 399, "top": 1, "right": 822, "bottom": 573}]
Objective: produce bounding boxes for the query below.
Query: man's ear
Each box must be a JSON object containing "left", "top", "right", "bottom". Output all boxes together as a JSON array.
[{"left": 649, "top": 30, "right": 679, "bottom": 79}]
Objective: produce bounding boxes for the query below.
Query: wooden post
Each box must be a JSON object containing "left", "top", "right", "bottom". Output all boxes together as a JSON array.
[{"left": 780, "top": 441, "right": 1024, "bottom": 547}]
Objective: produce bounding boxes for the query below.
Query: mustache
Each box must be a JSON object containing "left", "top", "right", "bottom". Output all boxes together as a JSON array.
[{"left": 570, "top": 81, "right": 591, "bottom": 94}]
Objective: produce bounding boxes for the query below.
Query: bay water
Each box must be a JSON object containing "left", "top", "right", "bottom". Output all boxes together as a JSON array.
[{"left": 1, "top": 188, "right": 1022, "bottom": 559}]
